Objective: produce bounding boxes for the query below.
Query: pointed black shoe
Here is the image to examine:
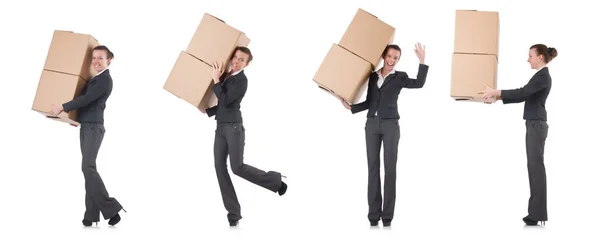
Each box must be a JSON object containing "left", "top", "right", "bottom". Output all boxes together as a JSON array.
[
  {"left": 382, "top": 219, "right": 392, "bottom": 227},
  {"left": 108, "top": 213, "right": 121, "bottom": 226},
  {"left": 370, "top": 220, "right": 379, "bottom": 226},
  {"left": 522, "top": 217, "right": 537, "bottom": 226},
  {"left": 82, "top": 219, "right": 93, "bottom": 227},
  {"left": 229, "top": 219, "right": 239, "bottom": 227},
  {"left": 278, "top": 182, "right": 287, "bottom": 196}
]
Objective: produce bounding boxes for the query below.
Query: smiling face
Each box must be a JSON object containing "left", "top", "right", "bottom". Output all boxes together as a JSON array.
[
  {"left": 230, "top": 50, "right": 249, "bottom": 72},
  {"left": 527, "top": 48, "right": 544, "bottom": 69},
  {"left": 91, "top": 49, "right": 110, "bottom": 72},
  {"left": 382, "top": 49, "right": 400, "bottom": 72}
]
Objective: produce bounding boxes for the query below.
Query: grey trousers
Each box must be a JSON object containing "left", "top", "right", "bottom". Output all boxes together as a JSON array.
[
  {"left": 214, "top": 123, "right": 282, "bottom": 220},
  {"left": 525, "top": 120, "right": 549, "bottom": 221},
  {"left": 80, "top": 123, "right": 122, "bottom": 221},
  {"left": 365, "top": 117, "right": 400, "bottom": 221}
]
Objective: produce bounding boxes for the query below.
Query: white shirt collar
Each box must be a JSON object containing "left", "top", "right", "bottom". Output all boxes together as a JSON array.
[
  {"left": 377, "top": 68, "right": 396, "bottom": 78},
  {"left": 94, "top": 68, "right": 108, "bottom": 77},
  {"left": 221, "top": 69, "right": 242, "bottom": 83}
]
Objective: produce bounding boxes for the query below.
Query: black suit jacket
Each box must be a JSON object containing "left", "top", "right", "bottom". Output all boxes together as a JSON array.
[
  {"left": 206, "top": 70, "right": 247, "bottom": 123},
  {"left": 351, "top": 64, "right": 429, "bottom": 119},
  {"left": 62, "top": 69, "right": 113, "bottom": 124},
  {"left": 501, "top": 67, "right": 552, "bottom": 121}
]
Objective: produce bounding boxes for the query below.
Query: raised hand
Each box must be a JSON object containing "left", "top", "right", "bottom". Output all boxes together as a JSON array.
[{"left": 414, "top": 42, "right": 425, "bottom": 64}]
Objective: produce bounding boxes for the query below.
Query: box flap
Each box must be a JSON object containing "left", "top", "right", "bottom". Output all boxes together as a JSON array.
[
  {"left": 358, "top": 8, "right": 377, "bottom": 18},
  {"left": 205, "top": 13, "right": 225, "bottom": 23}
]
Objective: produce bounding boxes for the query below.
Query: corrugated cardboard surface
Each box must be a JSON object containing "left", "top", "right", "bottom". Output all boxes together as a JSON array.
[
  {"left": 313, "top": 44, "right": 372, "bottom": 104},
  {"left": 186, "top": 13, "right": 250, "bottom": 66},
  {"left": 43, "top": 30, "right": 99, "bottom": 80},
  {"left": 164, "top": 51, "right": 216, "bottom": 109},
  {"left": 339, "top": 8, "right": 395, "bottom": 69},
  {"left": 32, "top": 70, "right": 86, "bottom": 124},
  {"left": 451, "top": 53, "right": 497, "bottom": 102},
  {"left": 454, "top": 10, "right": 499, "bottom": 56}
]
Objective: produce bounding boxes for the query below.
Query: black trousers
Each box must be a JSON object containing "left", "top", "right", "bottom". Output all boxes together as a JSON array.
[
  {"left": 80, "top": 122, "right": 122, "bottom": 221},
  {"left": 525, "top": 120, "right": 549, "bottom": 221},
  {"left": 213, "top": 123, "right": 282, "bottom": 220},
  {"left": 365, "top": 117, "right": 400, "bottom": 221}
]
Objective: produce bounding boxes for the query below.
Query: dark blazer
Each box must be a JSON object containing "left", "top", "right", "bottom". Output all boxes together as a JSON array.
[
  {"left": 206, "top": 70, "right": 247, "bottom": 123},
  {"left": 501, "top": 67, "right": 552, "bottom": 121},
  {"left": 351, "top": 64, "right": 429, "bottom": 119},
  {"left": 63, "top": 69, "right": 113, "bottom": 124}
]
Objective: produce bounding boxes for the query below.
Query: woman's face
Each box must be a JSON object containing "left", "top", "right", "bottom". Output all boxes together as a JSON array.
[
  {"left": 92, "top": 50, "right": 110, "bottom": 72},
  {"left": 382, "top": 49, "right": 400, "bottom": 71},
  {"left": 230, "top": 50, "right": 249, "bottom": 72},
  {"left": 527, "top": 48, "right": 543, "bottom": 69}
]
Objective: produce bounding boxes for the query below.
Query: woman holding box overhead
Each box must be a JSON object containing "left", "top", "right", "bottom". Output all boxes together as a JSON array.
[
  {"left": 482, "top": 44, "right": 557, "bottom": 226},
  {"left": 199, "top": 46, "right": 288, "bottom": 227},
  {"left": 49, "top": 45, "right": 125, "bottom": 227},
  {"left": 339, "top": 43, "right": 428, "bottom": 227}
]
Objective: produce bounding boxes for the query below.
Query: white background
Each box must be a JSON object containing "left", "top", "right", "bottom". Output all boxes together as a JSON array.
[{"left": 0, "top": 0, "right": 598, "bottom": 242}]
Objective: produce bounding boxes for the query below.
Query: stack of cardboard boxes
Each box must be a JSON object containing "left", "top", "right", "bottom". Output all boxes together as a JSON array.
[
  {"left": 164, "top": 13, "right": 250, "bottom": 110},
  {"left": 32, "top": 30, "right": 100, "bottom": 125},
  {"left": 313, "top": 8, "right": 395, "bottom": 104},
  {"left": 451, "top": 10, "right": 500, "bottom": 102}
]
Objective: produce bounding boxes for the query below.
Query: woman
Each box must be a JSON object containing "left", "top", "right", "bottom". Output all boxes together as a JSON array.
[
  {"left": 200, "top": 46, "right": 288, "bottom": 227},
  {"left": 482, "top": 44, "right": 557, "bottom": 226},
  {"left": 340, "top": 43, "right": 428, "bottom": 227},
  {"left": 49, "top": 45, "right": 125, "bottom": 227}
]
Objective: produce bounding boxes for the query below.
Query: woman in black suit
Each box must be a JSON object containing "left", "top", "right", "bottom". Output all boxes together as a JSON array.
[
  {"left": 339, "top": 43, "right": 428, "bottom": 227},
  {"left": 50, "top": 45, "right": 125, "bottom": 227},
  {"left": 482, "top": 44, "right": 558, "bottom": 226},
  {"left": 199, "top": 47, "right": 288, "bottom": 227}
]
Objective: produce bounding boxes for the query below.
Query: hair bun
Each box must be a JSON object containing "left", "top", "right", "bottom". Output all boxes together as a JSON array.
[{"left": 547, "top": 47, "right": 558, "bottom": 58}]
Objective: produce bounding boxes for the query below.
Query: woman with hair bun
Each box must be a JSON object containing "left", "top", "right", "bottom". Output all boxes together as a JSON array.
[{"left": 482, "top": 44, "right": 558, "bottom": 226}]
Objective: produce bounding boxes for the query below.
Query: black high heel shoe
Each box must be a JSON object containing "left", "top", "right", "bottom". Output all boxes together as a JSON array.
[
  {"left": 382, "top": 219, "right": 392, "bottom": 227},
  {"left": 278, "top": 182, "right": 288, "bottom": 196},
  {"left": 82, "top": 219, "right": 98, "bottom": 227},
  {"left": 522, "top": 216, "right": 545, "bottom": 226},
  {"left": 369, "top": 219, "right": 379, "bottom": 226},
  {"left": 108, "top": 214, "right": 121, "bottom": 226},
  {"left": 108, "top": 208, "right": 127, "bottom": 226}
]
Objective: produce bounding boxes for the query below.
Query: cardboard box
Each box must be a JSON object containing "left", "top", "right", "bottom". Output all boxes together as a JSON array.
[
  {"left": 450, "top": 53, "right": 497, "bottom": 102},
  {"left": 32, "top": 70, "right": 87, "bottom": 125},
  {"left": 313, "top": 44, "right": 372, "bottom": 104},
  {"left": 43, "top": 30, "right": 100, "bottom": 80},
  {"left": 339, "top": 8, "right": 395, "bottom": 69},
  {"left": 186, "top": 13, "right": 250, "bottom": 66},
  {"left": 164, "top": 51, "right": 217, "bottom": 109},
  {"left": 454, "top": 10, "right": 499, "bottom": 56}
]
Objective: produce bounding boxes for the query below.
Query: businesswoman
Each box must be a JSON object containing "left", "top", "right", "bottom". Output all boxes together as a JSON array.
[
  {"left": 50, "top": 45, "right": 125, "bottom": 227},
  {"left": 482, "top": 44, "right": 557, "bottom": 226},
  {"left": 340, "top": 43, "right": 428, "bottom": 227},
  {"left": 200, "top": 46, "right": 288, "bottom": 227}
]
